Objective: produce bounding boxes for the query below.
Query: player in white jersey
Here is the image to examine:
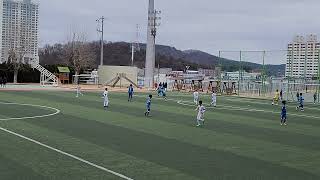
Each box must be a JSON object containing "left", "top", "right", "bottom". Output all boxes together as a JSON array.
[
  {"left": 193, "top": 90, "right": 199, "bottom": 105},
  {"left": 76, "top": 85, "right": 83, "bottom": 98},
  {"left": 102, "top": 88, "right": 109, "bottom": 110},
  {"left": 211, "top": 91, "right": 217, "bottom": 107},
  {"left": 195, "top": 101, "right": 206, "bottom": 127}
]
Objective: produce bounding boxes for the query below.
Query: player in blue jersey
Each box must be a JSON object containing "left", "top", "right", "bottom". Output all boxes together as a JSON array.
[
  {"left": 296, "top": 93, "right": 304, "bottom": 111},
  {"left": 281, "top": 101, "right": 287, "bottom": 126},
  {"left": 145, "top": 95, "right": 153, "bottom": 117},
  {"left": 296, "top": 92, "right": 300, "bottom": 102},
  {"left": 128, "top": 84, "right": 134, "bottom": 102},
  {"left": 160, "top": 85, "right": 167, "bottom": 100}
]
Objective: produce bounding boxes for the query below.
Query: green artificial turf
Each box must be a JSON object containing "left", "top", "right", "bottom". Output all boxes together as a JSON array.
[{"left": 0, "top": 90, "right": 319, "bottom": 180}]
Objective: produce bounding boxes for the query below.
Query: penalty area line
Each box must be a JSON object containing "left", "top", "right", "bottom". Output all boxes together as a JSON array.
[{"left": 0, "top": 127, "right": 134, "bottom": 180}]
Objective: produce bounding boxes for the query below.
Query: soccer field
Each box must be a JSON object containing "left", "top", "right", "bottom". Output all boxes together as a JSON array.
[{"left": 0, "top": 90, "right": 319, "bottom": 180}]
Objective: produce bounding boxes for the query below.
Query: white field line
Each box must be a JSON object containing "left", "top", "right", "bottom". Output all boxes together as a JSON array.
[
  {"left": 177, "top": 100, "right": 320, "bottom": 120},
  {"left": 0, "top": 103, "right": 134, "bottom": 180},
  {"left": 225, "top": 98, "right": 320, "bottom": 111},
  {"left": 133, "top": 95, "right": 320, "bottom": 119},
  {"left": 0, "top": 102, "right": 60, "bottom": 121},
  {"left": 0, "top": 127, "right": 134, "bottom": 180}
]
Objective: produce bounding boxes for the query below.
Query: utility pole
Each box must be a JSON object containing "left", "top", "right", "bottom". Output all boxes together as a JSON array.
[
  {"left": 238, "top": 51, "right": 242, "bottom": 96},
  {"left": 304, "top": 43, "right": 308, "bottom": 90},
  {"left": 262, "top": 50, "right": 266, "bottom": 96},
  {"left": 131, "top": 24, "right": 140, "bottom": 66},
  {"left": 287, "top": 49, "right": 294, "bottom": 101},
  {"left": 96, "top": 16, "right": 105, "bottom": 66},
  {"left": 218, "top": 51, "right": 222, "bottom": 81}
]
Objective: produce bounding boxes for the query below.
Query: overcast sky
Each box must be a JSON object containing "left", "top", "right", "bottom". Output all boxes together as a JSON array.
[{"left": 40, "top": 0, "right": 319, "bottom": 63}]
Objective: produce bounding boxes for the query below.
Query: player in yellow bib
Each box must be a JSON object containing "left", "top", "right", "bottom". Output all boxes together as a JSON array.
[{"left": 272, "top": 89, "right": 280, "bottom": 105}]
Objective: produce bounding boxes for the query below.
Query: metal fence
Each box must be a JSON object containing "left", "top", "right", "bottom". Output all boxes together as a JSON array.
[{"left": 217, "top": 50, "right": 320, "bottom": 103}]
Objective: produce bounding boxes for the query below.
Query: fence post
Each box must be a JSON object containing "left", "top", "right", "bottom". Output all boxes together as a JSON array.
[{"left": 238, "top": 51, "right": 242, "bottom": 96}]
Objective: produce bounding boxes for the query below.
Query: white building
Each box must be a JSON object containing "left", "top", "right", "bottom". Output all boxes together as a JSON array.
[
  {"left": 0, "top": 0, "right": 39, "bottom": 64},
  {"left": 286, "top": 35, "right": 320, "bottom": 78}
]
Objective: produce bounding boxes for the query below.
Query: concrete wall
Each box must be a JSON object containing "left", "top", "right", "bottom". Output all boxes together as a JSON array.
[{"left": 98, "top": 65, "right": 138, "bottom": 87}]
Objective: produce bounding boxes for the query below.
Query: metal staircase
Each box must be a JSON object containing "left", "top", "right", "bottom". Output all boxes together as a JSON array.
[{"left": 31, "top": 61, "right": 59, "bottom": 86}]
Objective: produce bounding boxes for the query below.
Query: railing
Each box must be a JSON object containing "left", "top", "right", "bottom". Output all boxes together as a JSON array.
[{"left": 31, "top": 62, "right": 59, "bottom": 86}]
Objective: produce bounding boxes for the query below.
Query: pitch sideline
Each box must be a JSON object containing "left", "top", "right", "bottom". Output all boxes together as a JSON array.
[{"left": 0, "top": 102, "right": 134, "bottom": 180}]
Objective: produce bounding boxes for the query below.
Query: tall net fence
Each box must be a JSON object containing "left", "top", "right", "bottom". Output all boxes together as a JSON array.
[{"left": 218, "top": 50, "right": 320, "bottom": 103}]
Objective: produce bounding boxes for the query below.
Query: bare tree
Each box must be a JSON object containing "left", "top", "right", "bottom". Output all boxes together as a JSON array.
[
  {"left": 64, "top": 32, "right": 96, "bottom": 83},
  {"left": 5, "top": 20, "right": 33, "bottom": 83},
  {"left": 7, "top": 46, "right": 29, "bottom": 83}
]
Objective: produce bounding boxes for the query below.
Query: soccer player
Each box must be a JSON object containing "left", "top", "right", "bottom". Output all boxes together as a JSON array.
[
  {"left": 281, "top": 100, "right": 287, "bottom": 126},
  {"left": 296, "top": 92, "right": 300, "bottom": 102},
  {"left": 3, "top": 77, "right": 6, "bottom": 88},
  {"left": 272, "top": 89, "right": 280, "bottom": 105},
  {"left": 211, "top": 91, "right": 217, "bottom": 107},
  {"left": 102, "top": 88, "right": 109, "bottom": 110},
  {"left": 161, "top": 86, "right": 167, "bottom": 101},
  {"left": 157, "top": 86, "right": 162, "bottom": 96},
  {"left": 164, "top": 82, "right": 168, "bottom": 91},
  {"left": 128, "top": 84, "right": 134, "bottom": 102},
  {"left": 145, "top": 95, "right": 152, "bottom": 117},
  {"left": 195, "top": 100, "right": 206, "bottom": 127},
  {"left": 76, "top": 85, "right": 83, "bottom": 98},
  {"left": 314, "top": 92, "right": 317, "bottom": 104},
  {"left": 193, "top": 90, "right": 199, "bottom": 105},
  {"left": 296, "top": 93, "right": 304, "bottom": 111}
]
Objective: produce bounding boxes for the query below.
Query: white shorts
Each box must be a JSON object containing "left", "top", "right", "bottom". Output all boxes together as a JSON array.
[
  {"left": 104, "top": 99, "right": 109, "bottom": 107},
  {"left": 197, "top": 113, "right": 204, "bottom": 120}
]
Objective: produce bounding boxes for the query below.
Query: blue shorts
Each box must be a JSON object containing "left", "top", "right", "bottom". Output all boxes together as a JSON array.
[
  {"left": 281, "top": 114, "right": 287, "bottom": 120},
  {"left": 146, "top": 106, "right": 151, "bottom": 112}
]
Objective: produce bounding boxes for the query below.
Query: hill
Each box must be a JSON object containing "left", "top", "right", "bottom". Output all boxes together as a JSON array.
[
  {"left": 148, "top": 44, "right": 285, "bottom": 76},
  {"left": 39, "top": 42, "right": 285, "bottom": 76}
]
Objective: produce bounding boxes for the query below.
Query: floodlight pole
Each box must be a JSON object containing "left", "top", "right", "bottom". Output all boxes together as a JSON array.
[
  {"left": 97, "top": 16, "right": 105, "bottom": 66},
  {"left": 149, "top": 10, "right": 161, "bottom": 84}
]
